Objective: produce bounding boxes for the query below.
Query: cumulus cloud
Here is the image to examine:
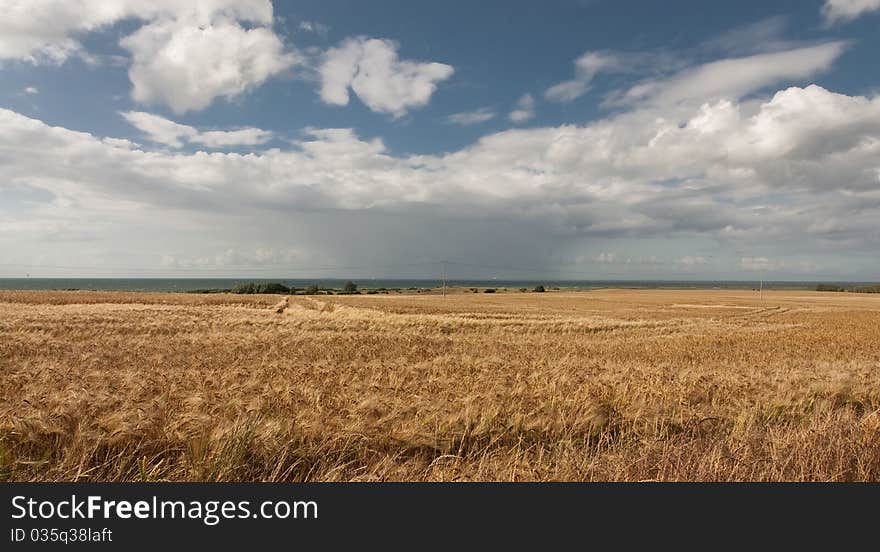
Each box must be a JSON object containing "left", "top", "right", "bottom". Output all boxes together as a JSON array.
[
  {"left": 0, "top": 0, "right": 127, "bottom": 63},
  {"left": 119, "top": 10, "right": 298, "bottom": 114},
  {"left": 2, "top": 2, "right": 459, "bottom": 116},
  {"left": 3, "top": 7, "right": 877, "bottom": 278},
  {"left": 318, "top": 37, "right": 454, "bottom": 117},
  {"left": 508, "top": 94, "right": 535, "bottom": 123},
  {"left": 823, "top": 0, "right": 880, "bottom": 23},
  {"left": 0, "top": 1, "right": 296, "bottom": 113},
  {"left": 121, "top": 111, "right": 272, "bottom": 148},
  {"left": 446, "top": 108, "right": 496, "bottom": 126},
  {"left": 120, "top": 21, "right": 296, "bottom": 114},
  {"left": 23, "top": 86, "right": 39, "bottom": 95},
  {"left": 3, "top": 82, "right": 880, "bottom": 276},
  {"left": 0, "top": 1, "right": 275, "bottom": 63}
]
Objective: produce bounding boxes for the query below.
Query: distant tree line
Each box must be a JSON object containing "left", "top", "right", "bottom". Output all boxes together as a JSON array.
[
  {"left": 230, "top": 281, "right": 361, "bottom": 295},
  {"left": 231, "top": 282, "right": 291, "bottom": 294},
  {"left": 816, "top": 284, "right": 880, "bottom": 293},
  {"left": 224, "top": 281, "right": 557, "bottom": 295}
]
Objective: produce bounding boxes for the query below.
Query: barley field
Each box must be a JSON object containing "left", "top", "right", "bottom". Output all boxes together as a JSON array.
[{"left": 1, "top": 288, "right": 879, "bottom": 481}]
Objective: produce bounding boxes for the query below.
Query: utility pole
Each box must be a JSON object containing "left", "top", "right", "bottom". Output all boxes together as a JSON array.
[
  {"left": 760, "top": 270, "right": 766, "bottom": 301},
  {"left": 441, "top": 260, "right": 448, "bottom": 297}
]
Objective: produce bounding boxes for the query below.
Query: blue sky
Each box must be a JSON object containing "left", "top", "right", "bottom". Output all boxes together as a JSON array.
[{"left": 1, "top": 0, "right": 880, "bottom": 279}]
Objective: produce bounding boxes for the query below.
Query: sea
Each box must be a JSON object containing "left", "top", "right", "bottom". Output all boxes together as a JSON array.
[{"left": 0, "top": 278, "right": 872, "bottom": 292}]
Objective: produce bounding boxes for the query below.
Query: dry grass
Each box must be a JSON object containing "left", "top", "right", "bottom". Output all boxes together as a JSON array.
[{"left": 1, "top": 288, "right": 879, "bottom": 481}]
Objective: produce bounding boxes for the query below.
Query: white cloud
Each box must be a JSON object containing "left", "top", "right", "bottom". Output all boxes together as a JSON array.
[
  {"left": 545, "top": 50, "right": 689, "bottom": 104},
  {"left": 545, "top": 52, "right": 618, "bottom": 102},
  {"left": 23, "top": 86, "right": 39, "bottom": 95},
  {"left": 613, "top": 42, "right": 848, "bottom": 107},
  {"left": 318, "top": 37, "right": 454, "bottom": 117},
  {"left": 545, "top": 26, "right": 831, "bottom": 110},
  {"left": 0, "top": 0, "right": 119, "bottom": 64},
  {"left": 3, "top": 83, "right": 880, "bottom": 276},
  {"left": 2, "top": 2, "right": 458, "bottom": 117},
  {"left": 121, "top": 111, "right": 272, "bottom": 148},
  {"left": 823, "top": 0, "right": 880, "bottom": 23},
  {"left": 0, "top": 1, "right": 296, "bottom": 113},
  {"left": 0, "top": 1, "right": 275, "bottom": 64},
  {"left": 544, "top": 80, "right": 590, "bottom": 104},
  {"left": 121, "top": 111, "right": 195, "bottom": 148},
  {"left": 194, "top": 128, "right": 274, "bottom": 148},
  {"left": 447, "top": 108, "right": 496, "bottom": 126},
  {"left": 121, "top": 18, "right": 298, "bottom": 114},
  {"left": 508, "top": 94, "right": 535, "bottom": 123}
]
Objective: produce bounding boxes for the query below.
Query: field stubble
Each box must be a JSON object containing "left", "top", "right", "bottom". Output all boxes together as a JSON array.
[{"left": 1, "top": 289, "right": 879, "bottom": 481}]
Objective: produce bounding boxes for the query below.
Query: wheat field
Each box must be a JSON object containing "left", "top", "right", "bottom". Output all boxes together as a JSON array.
[{"left": 1, "top": 288, "right": 879, "bottom": 481}]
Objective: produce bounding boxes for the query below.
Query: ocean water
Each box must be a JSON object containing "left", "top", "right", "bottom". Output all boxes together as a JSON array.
[{"left": 0, "top": 278, "right": 869, "bottom": 292}]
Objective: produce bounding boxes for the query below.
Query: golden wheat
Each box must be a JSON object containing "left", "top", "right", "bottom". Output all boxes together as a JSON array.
[{"left": 1, "top": 288, "right": 879, "bottom": 481}]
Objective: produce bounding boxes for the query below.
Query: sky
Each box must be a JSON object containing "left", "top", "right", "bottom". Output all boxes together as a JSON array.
[{"left": 1, "top": 0, "right": 880, "bottom": 280}]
